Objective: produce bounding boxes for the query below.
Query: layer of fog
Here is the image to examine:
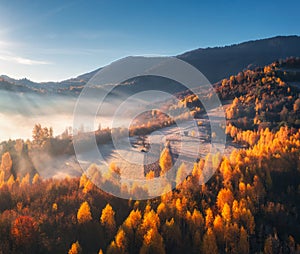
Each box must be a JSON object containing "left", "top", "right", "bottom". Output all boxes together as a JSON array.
[
  {"left": 0, "top": 89, "right": 173, "bottom": 142},
  {"left": 0, "top": 90, "right": 126, "bottom": 141}
]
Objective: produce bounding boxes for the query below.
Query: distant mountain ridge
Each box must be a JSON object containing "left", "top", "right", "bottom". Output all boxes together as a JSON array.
[
  {"left": 1, "top": 35, "right": 300, "bottom": 95},
  {"left": 178, "top": 35, "right": 300, "bottom": 83}
]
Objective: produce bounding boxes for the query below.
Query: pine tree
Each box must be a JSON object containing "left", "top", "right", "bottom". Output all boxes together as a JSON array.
[
  {"left": 77, "top": 201, "right": 92, "bottom": 224},
  {"left": 139, "top": 209, "right": 160, "bottom": 236},
  {"left": 0, "top": 152, "right": 12, "bottom": 179},
  {"left": 115, "top": 229, "right": 128, "bottom": 254},
  {"left": 221, "top": 203, "right": 231, "bottom": 224},
  {"left": 176, "top": 163, "right": 187, "bottom": 186},
  {"left": 100, "top": 203, "right": 116, "bottom": 238},
  {"left": 217, "top": 188, "right": 234, "bottom": 211},
  {"left": 124, "top": 209, "right": 142, "bottom": 230},
  {"left": 213, "top": 214, "right": 224, "bottom": 244},
  {"left": 140, "top": 228, "right": 166, "bottom": 254},
  {"left": 159, "top": 147, "right": 173, "bottom": 175},
  {"left": 220, "top": 158, "right": 232, "bottom": 186},
  {"left": 21, "top": 173, "right": 30, "bottom": 187},
  {"left": 162, "top": 218, "right": 181, "bottom": 253},
  {"left": 7, "top": 175, "right": 15, "bottom": 188},
  {"left": 68, "top": 241, "right": 82, "bottom": 254},
  {"left": 205, "top": 208, "right": 214, "bottom": 228},
  {"left": 202, "top": 228, "right": 218, "bottom": 254},
  {"left": 32, "top": 173, "right": 40, "bottom": 184},
  {"left": 238, "top": 226, "right": 249, "bottom": 254}
]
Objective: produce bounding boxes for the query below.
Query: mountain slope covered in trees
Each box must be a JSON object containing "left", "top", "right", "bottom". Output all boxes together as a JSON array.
[{"left": 0, "top": 58, "right": 299, "bottom": 253}]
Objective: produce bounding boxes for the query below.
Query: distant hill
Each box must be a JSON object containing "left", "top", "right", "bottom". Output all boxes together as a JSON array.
[
  {"left": 177, "top": 35, "right": 300, "bottom": 83},
  {"left": 0, "top": 77, "right": 35, "bottom": 93},
  {"left": 1, "top": 35, "right": 300, "bottom": 95}
]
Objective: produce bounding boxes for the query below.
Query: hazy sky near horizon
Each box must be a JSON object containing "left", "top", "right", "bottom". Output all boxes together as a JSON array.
[{"left": 0, "top": 0, "right": 299, "bottom": 82}]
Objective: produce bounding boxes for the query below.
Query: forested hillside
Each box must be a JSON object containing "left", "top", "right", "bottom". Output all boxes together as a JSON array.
[{"left": 0, "top": 58, "right": 299, "bottom": 254}]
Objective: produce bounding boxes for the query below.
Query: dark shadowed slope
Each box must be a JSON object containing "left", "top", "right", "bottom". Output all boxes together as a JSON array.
[{"left": 177, "top": 35, "right": 300, "bottom": 83}]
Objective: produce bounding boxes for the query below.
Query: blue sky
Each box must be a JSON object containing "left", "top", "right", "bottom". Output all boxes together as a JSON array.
[{"left": 0, "top": 0, "right": 299, "bottom": 82}]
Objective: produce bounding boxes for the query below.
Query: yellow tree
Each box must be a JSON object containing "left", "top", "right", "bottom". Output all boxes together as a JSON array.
[
  {"left": 20, "top": 173, "right": 30, "bottom": 187},
  {"left": 0, "top": 171, "right": 4, "bottom": 187},
  {"left": 124, "top": 209, "right": 142, "bottom": 231},
  {"left": 115, "top": 229, "right": 127, "bottom": 252},
  {"left": 205, "top": 208, "right": 214, "bottom": 228},
  {"left": 217, "top": 188, "right": 234, "bottom": 211},
  {"left": 221, "top": 203, "right": 231, "bottom": 224},
  {"left": 240, "top": 208, "right": 255, "bottom": 235},
  {"left": 232, "top": 200, "right": 240, "bottom": 221},
  {"left": 100, "top": 203, "right": 116, "bottom": 238},
  {"left": 159, "top": 147, "right": 172, "bottom": 175},
  {"left": 224, "top": 223, "right": 240, "bottom": 253},
  {"left": 156, "top": 202, "right": 167, "bottom": 222},
  {"left": 68, "top": 241, "right": 82, "bottom": 254},
  {"left": 139, "top": 209, "right": 160, "bottom": 236},
  {"left": 7, "top": 175, "right": 15, "bottom": 188},
  {"left": 79, "top": 174, "right": 88, "bottom": 188},
  {"left": 176, "top": 163, "right": 187, "bottom": 186},
  {"left": 83, "top": 180, "right": 94, "bottom": 194},
  {"left": 123, "top": 209, "right": 142, "bottom": 253},
  {"left": 202, "top": 228, "right": 218, "bottom": 254},
  {"left": 238, "top": 226, "right": 249, "bottom": 254},
  {"left": 220, "top": 158, "right": 232, "bottom": 186},
  {"left": 175, "top": 198, "right": 187, "bottom": 218},
  {"left": 107, "top": 228, "right": 128, "bottom": 254},
  {"left": 239, "top": 182, "right": 246, "bottom": 197},
  {"left": 140, "top": 228, "right": 166, "bottom": 254},
  {"left": 145, "top": 170, "right": 155, "bottom": 180},
  {"left": 213, "top": 214, "right": 224, "bottom": 244},
  {"left": 188, "top": 209, "right": 204, "bottom": 235},
  {"left": 32, "top": 173, "right": 40, "bottom": 184},
  {"left": 106, "top": 241, "right": 118, "bottom": 254},
  {"left": 108, "top": 162, "right": 121, "bottom": 179},
  {"left": 77, "top": 201, "right": 92, "bottom": 224},
  {"left": 1, "top": 152, "right": 12, "bottom": 179},
  {"left": 161, "top": 218, "right": 181, "bottom": 253}
]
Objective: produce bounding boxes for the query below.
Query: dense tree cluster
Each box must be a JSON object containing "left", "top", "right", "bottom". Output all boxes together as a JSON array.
[
  {"left": 0, "top": 125, "right": 299, "bottom": 253},
  {"left": 215, "top": 58, "right": 300, "bottom": 130},
  {"left": 0, "top": 58, "right": 299, "bottom": 253}
]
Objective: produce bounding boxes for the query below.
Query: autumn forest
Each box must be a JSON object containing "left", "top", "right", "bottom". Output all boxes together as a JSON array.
[{"left": 0, "top": 58, "right": 300, "bottom": 254}]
